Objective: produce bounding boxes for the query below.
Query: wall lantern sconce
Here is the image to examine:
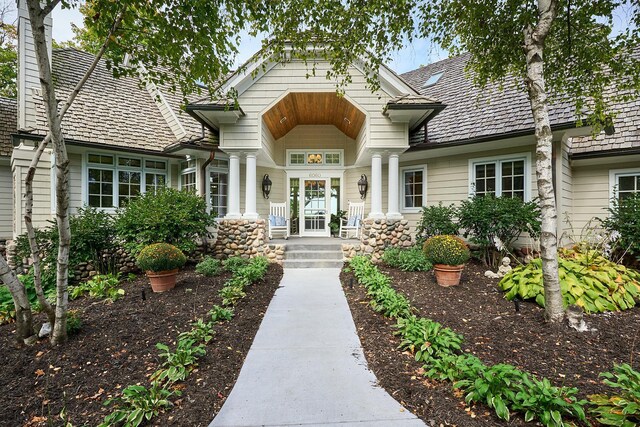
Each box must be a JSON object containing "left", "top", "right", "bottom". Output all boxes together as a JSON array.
[
  {"left": 357, "top": 174, "right": 368, "bottom": 200},
  {"left": 262, "top": 174, "right": 272, "bottom": 199}
]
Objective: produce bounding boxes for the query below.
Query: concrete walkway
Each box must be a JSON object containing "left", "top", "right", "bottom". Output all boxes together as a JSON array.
[{"left": 210, "top": 268, "right": 425, "bottom": 427}]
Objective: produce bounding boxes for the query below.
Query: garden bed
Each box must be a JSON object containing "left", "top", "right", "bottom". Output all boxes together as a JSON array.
[
  {"left": 0, "top": 263, "right": 283, "bottom": 427},
  {"left": 341, "top": 260, "right": 639, "bottom": 426}
]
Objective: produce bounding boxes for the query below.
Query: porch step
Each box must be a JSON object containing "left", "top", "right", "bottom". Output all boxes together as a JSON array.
[
  {"left": 282, "top": 239, "right": 344, "bottom": 268},
  {"left": 285, "top": 250, "right": 343, "bottom": 260},
  {"left": 282, "top": 259, "right": 344, "bottom": 269}
]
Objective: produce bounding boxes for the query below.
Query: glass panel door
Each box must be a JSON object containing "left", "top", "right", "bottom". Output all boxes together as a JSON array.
[{"left": 302, "top": 179, "right": 329, "bottom": 236}]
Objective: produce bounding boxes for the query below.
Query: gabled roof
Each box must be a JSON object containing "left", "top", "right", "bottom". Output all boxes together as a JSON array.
[
  {"left": 0, "top": 97, "right": 16, "bottom": 157},
  {"left": 29, "top": 49, "right": 215, "bottom": 153},
  {"left": 402, "top": 53, "right": 577, "bottom": 147}
]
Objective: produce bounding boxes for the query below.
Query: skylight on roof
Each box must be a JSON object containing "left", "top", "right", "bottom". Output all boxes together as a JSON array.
[{"left": 422, "top": 71, "right": 444, "bottom": 88}]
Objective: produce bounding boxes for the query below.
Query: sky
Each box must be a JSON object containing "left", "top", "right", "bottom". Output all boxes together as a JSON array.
[{"left": 4, "top": 2, "right": 447, "bottom": 73}]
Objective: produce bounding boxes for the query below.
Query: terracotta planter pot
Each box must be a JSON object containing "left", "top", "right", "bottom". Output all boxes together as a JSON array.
[
  {"left": 147, "top": 269, "right": 179, "bottom": 293},
  {"left": 433, "top": 264, "right": 464, "bottom": 287}
]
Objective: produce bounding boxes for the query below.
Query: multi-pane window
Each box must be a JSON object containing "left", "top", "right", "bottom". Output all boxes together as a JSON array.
[
  {"left": 402, "top": 168, "right": 425, "bottom": 210},
  {"left": 87, "top": 153, "right": 167, "bottom": 209},
  {"left": 472, "top": 157, "right": 527, "bottom": 200},
  {"left": 181, "top": 160, "right": 197, "bottom": 192},
  {"left": 326, "top": 153, "right": 341, "bottom": 165},
  {"left": 118, "top": 171, "right": 141, "bottom": 206},
  {"left": 290, "top": 153, "right": 305, "bottom": 165},
  {"left": 209, "top": 171, "right": 228, "bottom": 217},
  {"left": 616, "top": 173, "right": 640, "bottom": 200},
  {"left": 88, "top": 168, "right": 114, "bottom": 208}
]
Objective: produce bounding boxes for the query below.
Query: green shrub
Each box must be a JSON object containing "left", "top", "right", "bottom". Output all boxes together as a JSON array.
[
  {"left": 223, "top": 256, "right": 249, "bottom": 274},
  {"left": 415, "top": 203, "right": 458, "bottom": 243},
  {"left": 499, "top": 248, "right": 640, "bottom": 313},
  {"left": 136, "top": 243, "right": 187, "bottom": 273},
  {"left": 195, "top": 257, "right": 221, "bottom": 277},
  {"left": 601, "top": 193, "right": 640, "bottom": 264},
  {"left": 423, "top": 235, "right": 470, "bottom": 266},
  {"left": 0, "top": 269, "right": 56, "bottom": 324},
  {"left": 15, "top": 206, "right": 114, "bottom": 273},
  {"left": 100, "top": 384, "right": 178, "bottom": 427},
  {"left": 66, "top": 309, "right": 83, "bottom": 336},
  {"left": 208, "top": 305, "right": 234, "bottom": 322},
  {"left": 382, "top": 247, "right": 433, "bottom": 272},
  {"left": 589, "top": 364, "right": 640, "bottom": 427},
  {"left": 70, "top": 273, "right": 124, "bottom": 302},
  {"left": 115, "top": 188, "right": 215, "bottom": 256},
  {"left": 457, "top": 195, "right": 540, "bottom": 266}
]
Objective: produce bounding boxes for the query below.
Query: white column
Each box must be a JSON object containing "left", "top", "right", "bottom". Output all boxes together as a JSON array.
[
  {"left": 226, "top": 153, "right": 242, "bottom": 219},
  {"left": 369, "top": 153, "right": 384, "bottom": 219},
  {"left": 387, "top": 153, "right": 402, "bottom": 220},
  {"left": 243, "top": 153, "right": 258, "bottom": 220}
]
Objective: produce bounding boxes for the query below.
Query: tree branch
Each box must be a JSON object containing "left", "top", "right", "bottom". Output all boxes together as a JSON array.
[{"left": 41, "top": 0, "right": 62, "bottom": 18}]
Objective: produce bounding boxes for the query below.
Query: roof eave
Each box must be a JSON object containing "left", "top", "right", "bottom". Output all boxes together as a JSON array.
[{"left": 384, "top": 103, "right": 446, "bottom": 131}]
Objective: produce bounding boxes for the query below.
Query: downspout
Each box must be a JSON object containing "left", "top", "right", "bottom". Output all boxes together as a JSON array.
[{"left": 200, "top": 150, "right": 215, "bottom": 197}]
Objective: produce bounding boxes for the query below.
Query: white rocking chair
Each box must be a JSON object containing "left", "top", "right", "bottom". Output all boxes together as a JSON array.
[
  {"left": 268, "top": 202, "right": 290, "bottom": 240},
  {"left": 339, "top": 201, "right": 365, "bottom": 239}
]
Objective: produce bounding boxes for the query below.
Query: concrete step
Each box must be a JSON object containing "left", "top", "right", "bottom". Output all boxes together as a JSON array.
[
  {"left": 285, "top": 250, "right": 343, "bottom": 260},
  {"left": 282, "top": 259, "right": 345, "bottom": 269},
  {"left": 284, "top": 243, "right": 343, "bottom": 252}
]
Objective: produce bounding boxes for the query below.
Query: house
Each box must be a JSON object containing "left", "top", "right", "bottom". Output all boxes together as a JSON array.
[{"left": 4, "top": 1, "right": 640, "bottom": 261}]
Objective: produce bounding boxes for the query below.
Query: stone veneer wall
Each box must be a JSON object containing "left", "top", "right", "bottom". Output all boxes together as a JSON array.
[
  {"left": 341, "top": 218, "right": 412, "bottom": 262},
  {"left": 213, "top": 219, "right": 285, "bottom": 264}
]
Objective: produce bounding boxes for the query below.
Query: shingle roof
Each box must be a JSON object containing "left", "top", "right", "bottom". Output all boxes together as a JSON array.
[
  {"left": 31, "top": 49, "right": 211, "bottom": 152},
  {"left": 0, "top": 97, "right": 16, "bottom": 157},
  {"left": 401, "top": 53, "right": 576, "bottom": 147},
  {"left": 386, "top": 93, "right": 440, "bottom": 106},
  {"left": 570, "top": 98, "right": 640, "bottom": 155}
]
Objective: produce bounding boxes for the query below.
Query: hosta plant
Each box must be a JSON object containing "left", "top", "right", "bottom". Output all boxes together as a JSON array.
[
  {"left": 499, "top": 248, "right": 640, "bottom": 313},
  {"left": 99, "top": 384, "right": 178, "bottom": 427},
  {"left": 589, "top": 364, "right": 640, "bottom": 427}
]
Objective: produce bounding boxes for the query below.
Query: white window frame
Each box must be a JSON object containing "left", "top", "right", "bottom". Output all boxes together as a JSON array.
[
  {"left": 205, "top": 153, "right": 230, "bottom": 218},
  {"left": 179, "top": 159, "right": 197, "bottom": 192},
  {"left": 286, "top": 149, "right": 344, "bottom": 167},
  {"left": 609, "top": 168, "right": 640, "bottom": 203},
  {"left": 84, "top": 152, "right": 168, "bottom": 211},
  {"left": 400, "top": 165, "right": 427, "bottom": 213},
  {"left": 468, "top": 152, "right": 532, "bottom": 201}
]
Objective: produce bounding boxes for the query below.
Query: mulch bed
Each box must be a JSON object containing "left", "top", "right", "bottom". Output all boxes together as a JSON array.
[
  {"left": 0, "top": 263, "right": 283, "bottom": 427},
  {"left": 341, "top": 260, "right": 640, "bottom": 427}
]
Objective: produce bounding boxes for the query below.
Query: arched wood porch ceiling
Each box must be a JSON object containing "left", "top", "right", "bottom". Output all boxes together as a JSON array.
[{"left": 263, "top": 92, "right": 366, "bottom": 140}]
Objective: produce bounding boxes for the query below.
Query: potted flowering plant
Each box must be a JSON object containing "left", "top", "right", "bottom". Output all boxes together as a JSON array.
[
  {"left": 136, "top": 243, "right": 187, "bottom": 292},
  {"left": 423, "top": 235, "right": 470, "bottom": 286}
]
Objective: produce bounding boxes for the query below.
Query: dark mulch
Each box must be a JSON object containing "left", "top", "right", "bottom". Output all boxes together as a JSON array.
[
  {"left": 341, "top": 260, "right": 640, "bottom": 427},
  {"left": 0, "top": 264, "right": 283, "bottom": 427}
]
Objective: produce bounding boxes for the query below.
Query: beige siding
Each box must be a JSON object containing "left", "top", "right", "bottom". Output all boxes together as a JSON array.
[
  {"left": 0, "top": 162, "right": 13, "bottom": 239},
  {"left": 69, "top": 153, "right": 83, "bottom": 213},
  {"left": 271, "top": 125, "right": 356, "bottom": 166},
  {"left": 256, "top": 167, "right": 286, "bottom": 217},
  {"left": 12, "top": 146, "right": 53, "bottom": 236}
]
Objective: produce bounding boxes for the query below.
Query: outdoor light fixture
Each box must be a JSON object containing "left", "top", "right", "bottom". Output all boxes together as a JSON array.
[
  {"left": 262, "top": 174, "right": 272, "bottom": 199},
  {"left": 358, "top": 174, "right": 368, "bottom": 199}
]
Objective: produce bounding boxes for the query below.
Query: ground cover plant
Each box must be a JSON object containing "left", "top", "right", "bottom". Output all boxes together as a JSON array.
[
  {"left": 381, "top": 247, "right": 432, "bottom": 272},
  {"left": 499, "top": 248, "right": 640, "bottom": 312},
  {"left": 589, "top": 363, "right": 640, "bottom": 427},
  {"left": 342, "top": 256, "right": 639, "bottom": 426},
  {"left": 196, "top": 257, "right": 222, "bottom": 277},
  {"left": 0, "top": 263, "right": 283, "bottom": 426}
]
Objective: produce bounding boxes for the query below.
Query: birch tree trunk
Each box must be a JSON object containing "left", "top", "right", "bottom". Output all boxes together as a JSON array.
[
  {"left": 524, "top": 0, "right": 565, "bottom": 323},
  {"left": 0, "top": 255, "right": 34, "bottom": 343},
  {"left": 24, "top": 135, "right": 55, "bottom": 326},
  {"left": 26, "top": 0, "right": 70, "bottom": 344}
]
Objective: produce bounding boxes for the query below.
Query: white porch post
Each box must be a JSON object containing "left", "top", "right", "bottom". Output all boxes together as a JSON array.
[
  {"left": 387, "top": 153, "right": 402, "bottom": 219},
  {"left": 226, "top": 153, "right": 242, "bottom": 219},
  {"left": 243, "top": 152, "right": 258, "bottom": 220},
  {"left": 369, "top": 153, "right": 384, "bottom": 219}
]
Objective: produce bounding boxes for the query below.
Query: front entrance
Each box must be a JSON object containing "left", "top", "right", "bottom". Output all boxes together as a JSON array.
[
  {"left": 302, "top": 179, "right": 329, "bottom": 236},
  {"left": 289, "top": 173, "right": 342, "bottom": 237}
]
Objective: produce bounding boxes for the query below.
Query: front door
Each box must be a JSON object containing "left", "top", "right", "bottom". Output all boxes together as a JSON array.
[{"left": 301, "top": 178, "right": 329, "bottom": 236}]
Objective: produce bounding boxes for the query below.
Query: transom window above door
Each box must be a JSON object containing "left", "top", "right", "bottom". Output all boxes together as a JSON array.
[{"left": 287, "top": 150, "right": 343, "bottom": 166}]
